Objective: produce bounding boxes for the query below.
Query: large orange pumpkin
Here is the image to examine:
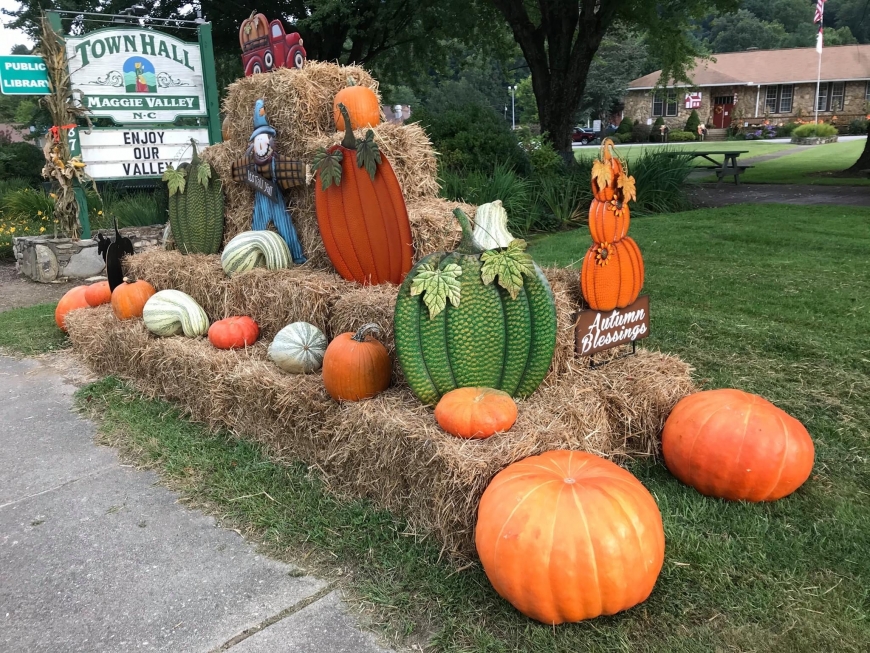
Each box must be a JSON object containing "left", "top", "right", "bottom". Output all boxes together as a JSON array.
[
  {"left": 314, "top": 104, "right": 412, "bottom": 285},
  {"left": 662, "top": 389, "right": 815, "bottom": 502},
  {"left": 581, "top": 237, "right": 644, "bottom": 311},
  {"left": 434, "top": 387, "right": 517, "bottom": 439},
  {"left": 333, "top": 81, "right": 381, "bottom": 131},
  {"left": 208, "top": 316, "right": 260, "bottom": 350},
  {"left": 111, "top": 277, "right": 156, "bottom": 320},
  {"left": 588, "top": 198, "right": 630, "bottom": 244},
  {"left": 322, "top": 323, "right": 392, "bottom": 401},
  {"left": 55, "top": 286, "right": 90, "bottom": 331},
  {"left": 476, "top": 450, "right": 665, "bottom": 624},
  {"left": 84, "top": 281, "right": 112, "bottom": 307}
]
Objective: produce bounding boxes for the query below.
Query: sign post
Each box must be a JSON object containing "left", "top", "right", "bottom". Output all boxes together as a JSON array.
[{"left": 197, "top": 22, "right": 222, "bottom": 145}]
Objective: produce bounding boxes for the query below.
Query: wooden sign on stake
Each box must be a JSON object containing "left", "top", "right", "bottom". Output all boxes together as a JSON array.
[{"left": 575, "top": 295, "right": 650, "bottom": 357}]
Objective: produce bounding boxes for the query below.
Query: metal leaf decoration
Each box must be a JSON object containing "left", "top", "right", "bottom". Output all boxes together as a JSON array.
[
  {"left": 480, "top": 239, "right": 535, "bottom": 299},
  {"left": 410, "top": 262, "right": 463, "bottom": 318}
]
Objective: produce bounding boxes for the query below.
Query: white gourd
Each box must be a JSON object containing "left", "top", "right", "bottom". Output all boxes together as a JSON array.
[
  {"left": 142, "top": 290, "right": 210, "bottom": 337},
  {"left": 269, "top": 322, "right": 328, "bottom": 374},
  {"left": 221, "top": 230, "right": 292, "bottom": 276},
  {"left": 472, "top": 200, "right": 515, "bottom": 251}
]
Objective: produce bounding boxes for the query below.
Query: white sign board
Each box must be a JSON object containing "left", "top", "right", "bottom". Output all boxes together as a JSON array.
[
  {"left": 685, "top": 92, "right": 702, "bottom": 109},
  {"left": 65, "top": 28, "right": 206, "bottom": 124},
  {"left": 78, "top": 128, "right": 210, "bottom": 179}
]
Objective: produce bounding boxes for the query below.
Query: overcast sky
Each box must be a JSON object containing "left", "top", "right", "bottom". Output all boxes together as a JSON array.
[{"left": 0, "top": 1, "right": 33, "bottom": 50}]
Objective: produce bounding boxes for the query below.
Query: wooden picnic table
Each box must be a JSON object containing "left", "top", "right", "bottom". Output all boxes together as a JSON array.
[{"left": 683, "top": 150, "right": 752, "bottom": 185}]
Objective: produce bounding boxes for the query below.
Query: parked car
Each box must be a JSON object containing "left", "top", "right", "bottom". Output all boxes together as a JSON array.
[{"left": 572, "top": 127, "right": 597, "bottom": 144}]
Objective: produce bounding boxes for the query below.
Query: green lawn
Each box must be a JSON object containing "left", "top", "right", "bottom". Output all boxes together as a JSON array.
[
  {"left": 8, "top": 203, "right": 869, "bottom": 651},
  {"left": 722, "top": 138, "right": 869, "bottom": 185},
  {"left": 577, "top": 140, "right": 797, "bottom": 164},
  {"left": 0, "top": 302, "right": 67, "bottom": 355}
]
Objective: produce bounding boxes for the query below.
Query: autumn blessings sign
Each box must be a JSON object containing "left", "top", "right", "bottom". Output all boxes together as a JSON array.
[{"left": 575, "top": 295, "right": 650, "bottom": 356}]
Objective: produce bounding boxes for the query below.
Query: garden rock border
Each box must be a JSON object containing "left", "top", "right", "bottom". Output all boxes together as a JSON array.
[{"left": 790, "top": 135, "right": 839, "bottom": 145}]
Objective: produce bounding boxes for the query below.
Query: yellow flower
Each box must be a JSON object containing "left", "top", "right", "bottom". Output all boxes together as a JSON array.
[
  {"left": 98, "top": 210, "right": 103, "bottom": 215},
  {"left": 9, "top": 227, "right": 15, "bottom": 234},
  {"left": 39, "top": 227, "right": 45, "bottom": 233},
  {"left": 37, "top": 210, "right": 42, "bottom": 216}
]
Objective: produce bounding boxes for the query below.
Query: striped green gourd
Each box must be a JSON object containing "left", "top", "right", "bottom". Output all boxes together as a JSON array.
[
  {"left": 163, "top": 141, "right": 224, "bottom": 254},
  {"left": 221, "top": 230, "right": 292, "bottom": 276},
  {"left": 394, "top": 208, "right": 557, "bottom": 405},
  {"left": 142, "top": 289, "right": 210, "bottom": 337}
]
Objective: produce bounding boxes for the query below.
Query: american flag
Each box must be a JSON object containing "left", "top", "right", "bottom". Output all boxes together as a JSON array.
[{"left": 814, "top": 0, "right": 826, "bottom": 24}]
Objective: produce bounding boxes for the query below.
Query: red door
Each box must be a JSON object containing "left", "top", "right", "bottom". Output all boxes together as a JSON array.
[{"left": 713, "top": 96, "right": 735, "bottom": 128}]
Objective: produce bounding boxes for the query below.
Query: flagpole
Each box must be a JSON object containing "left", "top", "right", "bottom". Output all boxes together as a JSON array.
[{"left": 814, "top": 4, "right": 824, "bottom": 124}]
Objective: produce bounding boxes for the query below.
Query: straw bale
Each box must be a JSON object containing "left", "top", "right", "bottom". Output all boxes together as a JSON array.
[
  {"left": 69, "top": 307, "right": 695, "bottom": 558},
  {"left": 221, "top": 62, "right": 379, "bottom": 159}
]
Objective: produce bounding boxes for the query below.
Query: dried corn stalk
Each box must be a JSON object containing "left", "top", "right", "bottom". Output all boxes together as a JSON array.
[{"left": 37, "top": 12, "right": 94, "bottom": 239}]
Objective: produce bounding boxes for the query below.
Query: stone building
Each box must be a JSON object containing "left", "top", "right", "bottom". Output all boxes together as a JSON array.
[{"left": 623, "top": 44, "right": 870, "bottom": 131}]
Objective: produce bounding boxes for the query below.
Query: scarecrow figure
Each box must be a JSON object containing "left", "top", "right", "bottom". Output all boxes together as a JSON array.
[{"left": 231, "top": 99, "right": 307, "bottom": 263}]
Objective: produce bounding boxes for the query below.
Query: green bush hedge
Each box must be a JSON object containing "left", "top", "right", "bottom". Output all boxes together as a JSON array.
[
  {"left": 684, "top": 110, "right": 700, "bottom": 134},
  {"left": 667, "top": 131, "right": 696, "bottom": 142},
  {"left": 0, "top": 142, "right": 45, "bottom": 185},
  {"left": 775, "top": 122, "right": 800, "bottom": 137},
  {"left": 631, "top": 123, "right": 651, "bottom": 143},
  {"left": 617, "top": 117, "right": 634, "bottom": 134},
  {"left": 793, "top": 123, "right": 838, "bottom": 138},
  {"left": 848, "top": 119, "right": 868, "bottom": 135}
]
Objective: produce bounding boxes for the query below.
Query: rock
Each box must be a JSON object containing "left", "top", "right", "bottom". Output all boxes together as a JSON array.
[
  {"left": 20, "top": 244, "right": 59, "bottom": 282},
  {"left": 62, "top": 245, "right": 106, "bottom": 278}
]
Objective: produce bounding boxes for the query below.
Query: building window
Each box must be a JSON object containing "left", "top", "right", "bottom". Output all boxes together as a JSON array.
[
  {"left": 779, "top": 85, "right": 793, "bottom": 113},
  {"left": 816, "top": 84, "right": 829, "bottom": 111},
  {"left": 831, "top": 82, "right": 845, "bottom": 112},
  {"left": 765, "top": 86, "right": 778, "bottom": 113},
  {"left": 652, "top": 93, "right": 663, "bottom": 117},
  {"left": 666, "top": 92, "right": 678, "bottom": 117}
]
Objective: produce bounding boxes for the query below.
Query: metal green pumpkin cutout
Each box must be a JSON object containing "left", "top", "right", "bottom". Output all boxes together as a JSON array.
[{"left": 394, "top": 209, "right": 557, "bottom": 406}]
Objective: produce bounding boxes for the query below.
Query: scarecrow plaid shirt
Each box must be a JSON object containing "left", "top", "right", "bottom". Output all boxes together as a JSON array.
[{"left": 230, "top": 154, "right": 307, "bottom": 191}]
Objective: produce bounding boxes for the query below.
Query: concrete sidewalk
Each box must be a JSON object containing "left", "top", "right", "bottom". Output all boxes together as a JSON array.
[{"left": 0, "top": 355, "right": 390, "bottom": 653}]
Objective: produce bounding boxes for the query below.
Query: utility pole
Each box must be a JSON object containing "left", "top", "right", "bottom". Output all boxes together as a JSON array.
[{"left": 509, "top": 85, "right": 517, "bottom": 130}]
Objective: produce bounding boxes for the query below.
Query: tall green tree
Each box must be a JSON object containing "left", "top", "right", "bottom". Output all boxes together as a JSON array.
[{"left": 487, "top": 0, "right": 739, "bottom": 156}]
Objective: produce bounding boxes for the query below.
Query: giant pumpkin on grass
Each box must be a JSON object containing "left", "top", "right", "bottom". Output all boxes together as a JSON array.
[
  {"left": 322, "top": 323, "right": 391, "bottom": 401},
  {"left": 476, "top": 450, "right": 665, "bottom": 624},
  {"left": 55, "top": 286, "right": 90, "bottom": 331},
  {"left": 111, "top": 277, "right": 156, "bottom": 320},
  {"left": 662, "top": 389, "right": 815, "bottom": 501},
  {"left": 314, "top": 104, "right": 412, "bottom": 286},
  {"left": 581, "top": 237, "right": 644, "bottom": 311},
  {"left": 394, "top": 209, "right": 557, "bottom": 405}
]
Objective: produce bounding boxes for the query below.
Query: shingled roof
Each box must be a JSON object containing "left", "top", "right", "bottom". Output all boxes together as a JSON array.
[{"left": 628, "top": 44, "right": 870, "bottom": 89}]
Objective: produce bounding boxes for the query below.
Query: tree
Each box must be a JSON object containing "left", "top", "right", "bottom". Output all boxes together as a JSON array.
[
  {"left": 579, "top": 27, "right": 647, "bottom": 136},
  {"left": 847, "top": 125, "right": 870, "bottom": 172},
  {"left": 709, "top": 9, "right": 788, "bottom": 52},
  {"left": 487, "top": 0, "right": 739, "bottom": 157},
  {"left": 514, "top": 76, "right": 538, "bottom": 125}
]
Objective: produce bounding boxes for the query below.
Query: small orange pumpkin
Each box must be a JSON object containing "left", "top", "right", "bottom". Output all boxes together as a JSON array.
[
  {"left": 476, "top": 450, "right": 665, "bottom": 624},
  {"left": 581, "top": 237, "right": 644, "bottom": 311},
  {"left": 322, "top": 323, "right": 391, "bottom": 401},
  {"left": 55, "top": 286, "right": 90, "bottom": 331},
  {"left": 588, "top": 198, "right": 630, "bottom": 244},
  {"left": 84, "top": 280, "right": 112, "bottom": 307},
  {"left": 662, "top": 389, "right": 815, "bottom": 502},
  {"left": 111, "top": 277, "right": 156, "bottom": 320},
  {"left": 208, "top": 316, "right": 260, "bottom": 350},
  {"left": 435, "top": 387, "right": 517, "bottom": 439},
  {"left": 333, "top": 80, "right": 381, "bottom": 131}
]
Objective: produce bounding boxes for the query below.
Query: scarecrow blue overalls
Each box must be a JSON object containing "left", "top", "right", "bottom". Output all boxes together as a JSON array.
[{"left": 231, "top": 99, "right": 308, "bottom": 263}]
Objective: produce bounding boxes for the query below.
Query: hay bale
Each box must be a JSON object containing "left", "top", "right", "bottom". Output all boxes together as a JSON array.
[
  {"left": 221, "top": 62, "right": 379, "bottom": 159},
  {"left": 68, "top": 309, "right": 695, "bottom": 558}
]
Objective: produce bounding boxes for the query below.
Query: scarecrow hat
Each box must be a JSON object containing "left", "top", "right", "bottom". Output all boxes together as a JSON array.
[{"left": 250, "top": 99, "right": 276, "bottom": 140}]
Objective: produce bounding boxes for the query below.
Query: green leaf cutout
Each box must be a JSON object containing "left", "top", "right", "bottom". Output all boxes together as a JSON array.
[
  {"left": 197, "top": 161, "right": 212, "bottom": 189},
  {"left": 356, "top": 130, "right": 382, "bottom": 180},
  {"left": 480, "top": 239, "right": 535, "bottom": 299},
  {"left": 410, "top": 262, "right": 462, "bottom": 318},
  {"left": 161, "top": 165, "right": 187, "bottom": 196},
  {"left": 313, "top": 147, "right": 343, "bottom": 190}
]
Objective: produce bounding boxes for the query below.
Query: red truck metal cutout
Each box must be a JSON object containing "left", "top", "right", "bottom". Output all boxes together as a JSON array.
[{"left": 239, "top": 13, "right": 306, "bottom": 77}]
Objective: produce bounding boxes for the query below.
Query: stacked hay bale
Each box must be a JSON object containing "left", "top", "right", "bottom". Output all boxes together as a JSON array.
[
  {"left": 203, "top": 61, "right": 458, "bottom": 269},
  {"left": 67, "top": 60, "right": 698, "bottom": 560}
]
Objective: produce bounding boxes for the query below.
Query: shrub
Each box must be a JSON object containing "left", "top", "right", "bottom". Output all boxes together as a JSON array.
[
  {"left": 793, "top": 123, "right": 837, "bottom": 138},
  {"left": 440, "top": 163, "right": 535, "bottom": 234},
  {"left": 0, "top": 142, "right": 45, "bottom": 185},
  {"left": 534, "top": 169, "right": 592, "bottom": 231},
  {"left": 684, "top": 110, "right": 700, "bottom": 134},
  {"left": 653, "top": 116, "right": 664, "bottom": 128},
  {"left": 412, "top": 104, "right": 528, "bottom": 174},
  {"left": 515, "top": 127, "right": 563, "bottom": 175},
  {"left": 627, "top": 148, "right": 695, "bottom": 214},
  {"left": 631, "top": 123, "right": 651, "bottom": 143},
  {"left": 98, "top": 192, "right": 164, "bottom": 228},
  {"left": 668, "top": 131, "right": 696, "bottom": 142},
  {"left": 848, "top": 119, "right": 868, "bottom": 135},
  {"left": 775, "top": 122, "right": 799, "bottom": 137},
  {"left": 617, "top": 117, "right": 634, "bottom": 134}
]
